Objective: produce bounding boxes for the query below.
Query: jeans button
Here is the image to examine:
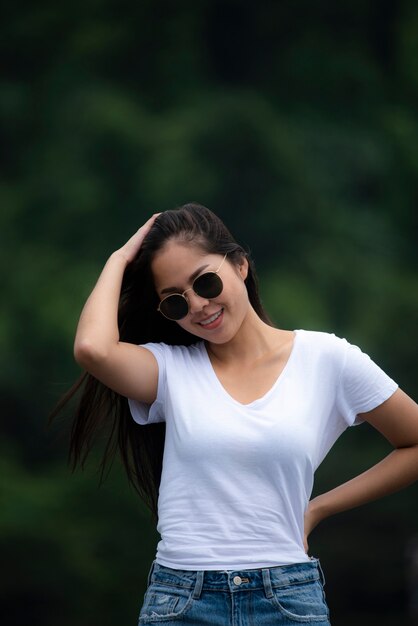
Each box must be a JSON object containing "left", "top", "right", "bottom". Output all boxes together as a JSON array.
[{"left": 233, "top": 576, "right": 242, "bottom": 585}]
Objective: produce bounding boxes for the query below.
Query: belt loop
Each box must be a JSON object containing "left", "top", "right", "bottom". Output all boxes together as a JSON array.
[
  {"left": 262, "top": 568, "right": 274, "bottom": 599},
  {"left": 146, "top": 559, "right": 157, "bottom": 588},
  {"left": 193, "top": 570, "right": 204, "bottom": 599},
  {"left": 316, "top": 559, "right": 326, "bottom": 587}
]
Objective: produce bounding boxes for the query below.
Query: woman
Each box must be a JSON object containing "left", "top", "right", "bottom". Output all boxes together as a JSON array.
[{"left": 61, "top": 202, "right": 418, "bottom": 625}]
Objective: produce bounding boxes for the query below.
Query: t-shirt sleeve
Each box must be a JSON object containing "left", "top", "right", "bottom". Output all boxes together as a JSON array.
[
  {"left": 127, "top": 343, "right": 167, "bottom": 425},
  {"left": 336, "top": 338, "right": 398, "bottom": 427}
]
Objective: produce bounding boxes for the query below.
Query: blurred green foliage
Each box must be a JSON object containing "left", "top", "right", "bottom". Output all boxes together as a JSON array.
[{"left": 1, "top": 1, "right": 417, "bottom": 624}]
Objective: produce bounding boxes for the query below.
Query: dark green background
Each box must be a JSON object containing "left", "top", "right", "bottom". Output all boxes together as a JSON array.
[{"left": 2, "top": 1, "right": 418, "bottom": 624}]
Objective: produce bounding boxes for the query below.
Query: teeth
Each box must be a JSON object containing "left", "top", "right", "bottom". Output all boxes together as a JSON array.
[{"left": 199, "top": 309, "right": 222, "bottom": 326}]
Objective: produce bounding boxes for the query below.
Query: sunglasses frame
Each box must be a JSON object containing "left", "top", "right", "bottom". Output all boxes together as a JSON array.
[{"left": 157, "top": 253, "right": 228, "bottom": 321}]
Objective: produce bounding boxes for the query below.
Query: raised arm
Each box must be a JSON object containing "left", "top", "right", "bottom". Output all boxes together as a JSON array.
[{"left": 74, "top": 213, "right": 161, "bottom": 403}]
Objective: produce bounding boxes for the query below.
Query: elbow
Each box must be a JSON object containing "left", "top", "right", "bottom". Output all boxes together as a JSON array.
[{"left": 74, "top": 338, "right": 108, "bottom": 368}]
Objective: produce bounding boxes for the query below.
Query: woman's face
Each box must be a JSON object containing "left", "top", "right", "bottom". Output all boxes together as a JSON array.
[{"left": 151, "top": 240, "right": 249, "bottom": 344}]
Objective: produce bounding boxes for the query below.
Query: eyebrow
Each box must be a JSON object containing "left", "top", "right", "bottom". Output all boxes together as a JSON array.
[{"left": 160, "top": 264, "right": 210, "bottom": 295}]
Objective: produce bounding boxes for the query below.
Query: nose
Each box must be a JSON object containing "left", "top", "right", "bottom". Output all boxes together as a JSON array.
[{"left": 186, "top": 290, "right": 210, "bottom": 315}]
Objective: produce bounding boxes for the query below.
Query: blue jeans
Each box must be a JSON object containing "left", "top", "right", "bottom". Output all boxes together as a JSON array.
[{"left": 138, "top": 558, "right": 331, "bottom": 625}]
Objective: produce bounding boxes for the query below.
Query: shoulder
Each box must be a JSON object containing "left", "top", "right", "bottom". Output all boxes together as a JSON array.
[
  {"left": 296, "top": 328, "right": 348, "bottom": 354},
  {"left": 140, "top": 340, "right": 205, "bottom": 361},
  {"left": 294, "top": 329, "right": 356, "bottom": 374}
]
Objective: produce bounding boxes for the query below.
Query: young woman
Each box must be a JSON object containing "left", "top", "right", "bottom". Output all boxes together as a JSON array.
[{"left": 61, "top": 202, "right": 418, "bottom": 625}]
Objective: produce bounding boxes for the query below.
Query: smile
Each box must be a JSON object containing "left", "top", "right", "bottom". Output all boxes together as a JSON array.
[{"left": 198, "top": 309, "right": 223, "bottom": 326}]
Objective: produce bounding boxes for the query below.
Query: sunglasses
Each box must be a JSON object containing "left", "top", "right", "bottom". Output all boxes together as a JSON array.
[{"left": 157, "top": 254, "right": 228, "bottom": 321}]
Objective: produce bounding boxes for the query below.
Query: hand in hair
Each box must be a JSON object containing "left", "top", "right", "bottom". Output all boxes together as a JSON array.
[{"left": 116, "top": 213, "right": 161, "bottom": 264}]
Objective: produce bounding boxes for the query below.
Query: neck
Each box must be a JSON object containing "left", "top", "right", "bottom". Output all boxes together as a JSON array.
[{"left": 205, "top": 306, "right": 289, "bottom": 365}]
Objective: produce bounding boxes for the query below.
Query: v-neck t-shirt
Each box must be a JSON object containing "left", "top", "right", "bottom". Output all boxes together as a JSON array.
[{"left": 127, "top": 329, "right": 398, "bottom": 570}]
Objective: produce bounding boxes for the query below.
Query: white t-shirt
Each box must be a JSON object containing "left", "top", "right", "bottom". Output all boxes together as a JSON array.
[{"left": 128, "top": 329, "right": 398, "bottom": 570}]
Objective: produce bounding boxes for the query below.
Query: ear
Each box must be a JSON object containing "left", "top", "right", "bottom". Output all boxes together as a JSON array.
[{"left": 238, "top": 256, "right": 249, "bottom": 281}]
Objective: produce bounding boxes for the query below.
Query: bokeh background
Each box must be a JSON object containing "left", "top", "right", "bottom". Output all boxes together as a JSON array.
[{"left": 2, "top": 1, "right": 418, "bottom": 624}]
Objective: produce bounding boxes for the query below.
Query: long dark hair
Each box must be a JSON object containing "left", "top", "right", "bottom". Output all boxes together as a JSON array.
[{"left": 50, "top": 202, "right": 273, "bottom": 524}]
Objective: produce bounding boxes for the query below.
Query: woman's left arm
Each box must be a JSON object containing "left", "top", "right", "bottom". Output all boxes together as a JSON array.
[{"left": 304, "top": 388, "right": 418, "bottom": 551}]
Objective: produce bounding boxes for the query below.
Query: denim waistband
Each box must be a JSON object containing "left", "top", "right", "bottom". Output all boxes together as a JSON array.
[{"left": 147, "top": 558, "right": 326, "bottom": 600}]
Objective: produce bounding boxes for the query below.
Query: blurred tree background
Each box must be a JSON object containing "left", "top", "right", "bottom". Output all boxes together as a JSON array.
[{"left": 1, "top": 0, "right": 417, "bottom": 624}]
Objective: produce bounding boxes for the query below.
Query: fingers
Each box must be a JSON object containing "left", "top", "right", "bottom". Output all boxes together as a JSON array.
[
  {"left": 146, "top": 212, "right": 162, "bottom": 225},
  {"left": 136, "top": 212, "right": 162, "bottom": 237},
  {"left": 147, "top": 213, "right": 161, "bottom": 223},
  {"left": 116, "top": 214, "right": 161, "bottom": 263},
  {"left": 135, "top": 212, "right": 162, "bottom": 237}
]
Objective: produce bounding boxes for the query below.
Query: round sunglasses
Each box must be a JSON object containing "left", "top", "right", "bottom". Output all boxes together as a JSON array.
[{"left": 157, "top": 254, "right": 227, "bottom": 321}]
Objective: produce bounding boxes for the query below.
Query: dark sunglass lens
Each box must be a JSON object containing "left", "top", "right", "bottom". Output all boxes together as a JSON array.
[
  {"left": 194, "top": 272, "right": 223, "bottom": 299},
  {"left": 160, "top": 295, "right": 188, "bottom": 320}
]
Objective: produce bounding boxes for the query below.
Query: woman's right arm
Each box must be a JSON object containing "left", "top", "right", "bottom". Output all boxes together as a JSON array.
[{"left": 73, "top": 214, "right": 161, "bottom": 403}]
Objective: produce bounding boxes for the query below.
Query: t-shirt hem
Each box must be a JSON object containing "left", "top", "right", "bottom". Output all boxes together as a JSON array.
[{"left": 154, "top": 554, "right": 311, "bottom": 570}]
